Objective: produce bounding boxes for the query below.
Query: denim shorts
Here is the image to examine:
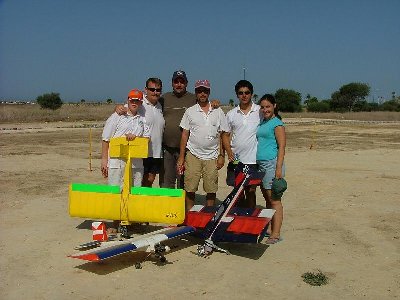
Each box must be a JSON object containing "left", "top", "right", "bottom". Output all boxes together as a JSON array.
[{"left": 257, "top": 158, "right": 285, "bottom": 189}]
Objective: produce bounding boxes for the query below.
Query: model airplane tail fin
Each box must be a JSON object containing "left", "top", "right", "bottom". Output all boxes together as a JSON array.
[
  {"left": 92, "top": 221, "right": 108, "bottom": 242},
  {"left": 202, "top": 162, "right": 266, "bottom": 240}
]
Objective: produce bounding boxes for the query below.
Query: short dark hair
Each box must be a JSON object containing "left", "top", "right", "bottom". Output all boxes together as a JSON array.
[
  {"left": 146, "top": 77, "right": 162, "bottom": 88},
  {"left": 235, "top": 80, "right": 253, "bottom": 94}
]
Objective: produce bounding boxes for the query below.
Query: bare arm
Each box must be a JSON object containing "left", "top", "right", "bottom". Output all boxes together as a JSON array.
[
  {"left": 274, "top": 126, "right": 286, "bottom": 178},
  {"left": 221, "top": 132, "right": 234, "bottom": 162},
  {"left": 177, "top": 129, "right": 189, "bottom": 170},
  {"left": 101, "top": 140, "right": 110, "bottom": 178},
  {"left": 216, "top": 134, "right": 225, "bottom": 170},
  {"left": 115, "top": 104, "right": 127, "bottom": 115}
]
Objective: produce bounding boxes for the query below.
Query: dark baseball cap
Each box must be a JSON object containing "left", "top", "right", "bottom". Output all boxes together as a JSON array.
[
  {"left": 172, "top": 70, "right": 187, "bottom": 82},
  {"left": 271, "top": 178, "right": 287, "bottom": 200}
]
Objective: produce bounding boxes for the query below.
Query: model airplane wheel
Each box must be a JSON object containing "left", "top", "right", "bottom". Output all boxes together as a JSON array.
[
  {"left": 135, "top": 262, "right": 142, "bottom": 269},
  {"left": 197, "top": 245, "right": 207, "bottom": 257},
  {"left": 159, "top": 256, "right": 167, "bottom": 263},
  {"left": 120, "top": 225, "right": 130, "bottom": 239}
]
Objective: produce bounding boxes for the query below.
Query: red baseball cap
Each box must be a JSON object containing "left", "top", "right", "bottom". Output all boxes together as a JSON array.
[{"left": 127, "top": 89, "right": 143, "bottom": 101}]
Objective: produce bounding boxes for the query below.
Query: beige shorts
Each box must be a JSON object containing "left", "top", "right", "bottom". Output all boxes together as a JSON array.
[{"left": 184, "top": 151, "right": 218, "bottom": 193}]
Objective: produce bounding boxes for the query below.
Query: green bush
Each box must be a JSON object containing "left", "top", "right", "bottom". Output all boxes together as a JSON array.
[
  {"left": 307, "top": 101, "right": 330, "bottom": 112},
  {"left": 380, "top": 100, "right": 400, "bottom": 112},
  {"left": 36, "top": 92, "right": 63, "bottom": 110}
]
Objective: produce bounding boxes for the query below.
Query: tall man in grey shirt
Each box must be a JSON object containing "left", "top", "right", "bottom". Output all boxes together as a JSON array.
[{"left": 159, "top": 70, "right": 196, "bottom": 188}]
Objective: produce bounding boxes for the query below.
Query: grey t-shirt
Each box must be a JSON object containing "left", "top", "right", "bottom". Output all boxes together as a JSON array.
[{"left": 159, "top": 91, "right": 196, "bottom": 148}]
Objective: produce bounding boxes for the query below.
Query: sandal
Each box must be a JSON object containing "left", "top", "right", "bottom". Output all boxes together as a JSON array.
[{"left": 265, "top": 237, "right": 282, "bottom": 245}]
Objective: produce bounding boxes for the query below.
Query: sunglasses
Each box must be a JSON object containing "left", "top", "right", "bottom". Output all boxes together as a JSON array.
[
  {"left": 195, "top": 88, "right": 210, "bottom": 94},
  {"left": 237, "top": 91, "right": 251, "bottom": 95},
  {"left": 128, "top": 98, "right": 142, "bottom": 104},
  {"left": 147, "top": 87, "right": 162, "bottom": 93}
]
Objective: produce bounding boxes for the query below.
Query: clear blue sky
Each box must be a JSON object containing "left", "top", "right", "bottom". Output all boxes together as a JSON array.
[{"left": 1, "top": 0, "right": 399, "bottom": 103}]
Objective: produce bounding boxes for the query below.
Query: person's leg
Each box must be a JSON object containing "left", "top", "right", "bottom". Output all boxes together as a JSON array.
[
  {"left": 132, "top": 168, "right": 144, "bottom": 187},
  {"left": 270, "top": 199, "right": 283, "bottom": 239},
  {"left": 206, "top": 193, "right": 216, "bottom": 206},
  {"left": 244, "top": 185, "right": 257, "bottom": 209},
  {"left": 261, "top": 186, "right": 282, "bottom": 240},
  {"left": 184, "top": 152, "right": 201, "bottom": 210},
  {"left": 185, "top": 191, "right": 195, "bottom": 211},
  {"left": 260, "top": 186, "right": 272, "bottom": 236},
  {"left": 203, "top": 158, "right": 218, "bottom": 207},
  {"left": 107, "top": 167, "right": 124, "bottom": 233},
  {"left": 161, "top": 149, "right": 177, "bottom": 188},
  {"left": 259, "top": 159, "right": 276, "bottom": 237},
  {"left": 142, "top": 158, "right": 155, "bottom": 187},
  {"left": 108, "top": 168, "right": 123, "bottom": 188},
  {"left": 173, "top": 150, "right": 185, "bottom": 189},
  {"left": 142, "top": 172, "right": 156, "bottom": 187}
]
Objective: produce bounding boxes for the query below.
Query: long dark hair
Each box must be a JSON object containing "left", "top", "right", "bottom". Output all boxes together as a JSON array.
[{"left": 258, "top": 94, "right": 281, "bottom": 120}]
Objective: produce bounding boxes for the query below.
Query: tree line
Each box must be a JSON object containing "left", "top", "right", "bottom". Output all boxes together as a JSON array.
[
  {"left": 229, "top": 82, "right": 399, "bottom": 112},
  {"left": 36, "top": 82, "right": 399, "bottom": 112}
]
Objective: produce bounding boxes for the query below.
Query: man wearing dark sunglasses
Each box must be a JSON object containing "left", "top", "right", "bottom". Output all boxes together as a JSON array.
[
  {"left": 223, "top": 80, "right": 262, "bottom": 209},
  {"left": 114, "top": 78, "right": 165, "bottom": 187},
  {"left": 141, "top": 78, "right": 165, "bottom": 187}
]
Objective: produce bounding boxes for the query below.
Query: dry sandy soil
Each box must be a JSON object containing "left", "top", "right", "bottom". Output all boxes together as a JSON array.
[{"left": 1, "top": 119, "right": 399, "bottom": 299}]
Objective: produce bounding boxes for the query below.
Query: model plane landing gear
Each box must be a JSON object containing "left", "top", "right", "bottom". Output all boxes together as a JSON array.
[
  {"left": 134, "top": 244, "right": 170, "bottom": 269},
  {"left": 197, "top": 239, "right": 230, "bottom": 257},
  {"left": 134, "top": 262, "right": 142, "bottom": 269},
  {"left": 119, "top": 224, "right": 130, "bottom": 239},
  {"left": 154, "top": 244, "right": 169, "bottom": 264}
]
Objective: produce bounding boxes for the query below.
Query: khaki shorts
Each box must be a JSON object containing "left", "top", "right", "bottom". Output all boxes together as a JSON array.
[{"left": 184, "top": 152, "right": 218, "bottom": 193}]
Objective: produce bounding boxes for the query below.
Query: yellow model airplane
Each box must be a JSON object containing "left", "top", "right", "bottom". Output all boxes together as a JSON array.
[{"left": 69, "top": 137, "right": 186, "bottom": 235}]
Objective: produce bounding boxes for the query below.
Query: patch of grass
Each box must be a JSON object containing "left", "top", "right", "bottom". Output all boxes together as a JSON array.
[{"left": 301, "top": 270, "right": 328, "bottom": 286}]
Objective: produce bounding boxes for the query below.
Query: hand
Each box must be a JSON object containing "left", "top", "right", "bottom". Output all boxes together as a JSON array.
[
  {"left": 176, "top": 156, "right": 185, "bottom": 174},
  {"left": 275, "top": 167, "right": 283, "bottom": 179},
  {"left": 115, "top": 104, "right": 128, "bottom": 115},
  {"left": 216, "top": 155, "right": 225, "bottom": 170},
  {"left": 125, "top": 134, "right": 136, "bottom": 141},
  {"left": 210, "top": 99, "right": 221, "bottom": 109},
  {"left": 101, "top": 160, "right": 108, "bottom": 178},
  {"left": 226, "top": 150, "right": 235, "bottom": 162}
]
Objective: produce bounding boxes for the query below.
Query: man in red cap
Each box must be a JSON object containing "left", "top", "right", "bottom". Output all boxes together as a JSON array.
[
  {"left": 177, "top": 80, "right": 230, "bottom": 210},
  {"left": 101, "top": 89, "right": 150, "bottom": 189},
  {"left": 101, "top": 88, "right": 150, "bottom": 234}
]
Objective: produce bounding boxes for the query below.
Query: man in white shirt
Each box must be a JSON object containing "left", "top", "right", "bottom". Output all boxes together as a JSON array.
[
  {"left": 141, "top": 78, "right": 165, "bottom": 187},
  {"left": 177, "top": 80, "right": 230, "bottom": 210},
  {"left": 101, "top": 89, "right": 150, "bottom": 189},
  {"left": 224, "top": 80, "right": 262, "bottom": 208}
]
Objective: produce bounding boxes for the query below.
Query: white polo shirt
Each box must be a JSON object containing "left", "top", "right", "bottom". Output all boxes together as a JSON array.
[
  {"left": 180, "top": 103, "right": 229, "bottom": 160},
  {"left": 226, "top": 102, "right": 262, "bottom": 164},
  {"left": 141, "top": 97, "right": 165, "bottom": 158},
  {"left": 102, "top": 112, "right": 150, "bottom": 168}
]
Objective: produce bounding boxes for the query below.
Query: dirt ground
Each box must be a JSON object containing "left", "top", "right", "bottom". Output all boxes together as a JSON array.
[{"left": 1, "top": 119, "right": 399, "bottom": 299}]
